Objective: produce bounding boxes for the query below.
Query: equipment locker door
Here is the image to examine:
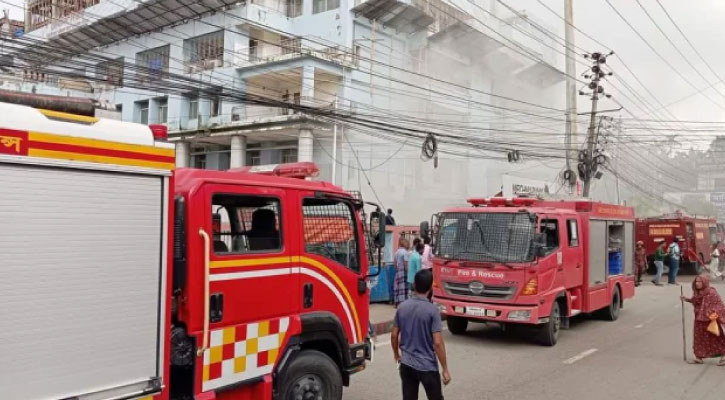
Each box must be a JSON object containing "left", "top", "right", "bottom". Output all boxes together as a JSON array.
[
  {"left": 562, "top": 217, "right": 584, "bottom": 288},
  {"left": 0, "top": 162, "right": 166, "bottom": 400}
]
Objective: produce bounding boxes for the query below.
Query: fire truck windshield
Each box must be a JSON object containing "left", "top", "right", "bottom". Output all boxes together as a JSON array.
[{"left": 436, "top": 212, "right": 536, "bottom": 263}]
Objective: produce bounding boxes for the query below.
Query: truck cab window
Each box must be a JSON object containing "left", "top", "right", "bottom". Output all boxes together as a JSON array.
[
  {"left": 302, "top": 198, "right": 360, "bottom": 273},
  {"left": 211, "top": 194, "right": 281, "bottom": 254},
  {"left": 567, "top": 219, "right": 579, "bottom": 247},
  {"left": 540, "top": 219, "right": 559, "bottom": 254}
]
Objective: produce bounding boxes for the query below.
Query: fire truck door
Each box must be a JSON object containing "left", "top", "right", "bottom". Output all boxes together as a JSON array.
[
  {"left": 562, "top": 217, "right": 584, "bottom": 288},
  {"left": 297, "top": 193, "right": 369, "bottom": 345},
  {"left": 203, "top": 185, "right": 295, "bottom": 326}
]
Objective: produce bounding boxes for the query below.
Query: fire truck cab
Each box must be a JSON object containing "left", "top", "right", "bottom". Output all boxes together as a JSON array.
[
  {"left": 0, "top": 100, "right": 380, "bottom": 400},
  {"left": 171, "top": 165, "right": 377, "bottom": 400},
  {"left": 422, "top": 198, "right": 636, "bottom": 346}
]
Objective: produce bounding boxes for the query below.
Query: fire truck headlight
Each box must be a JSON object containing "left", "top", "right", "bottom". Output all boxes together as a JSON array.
[{"left": 508, "top": 310, "right": 531, "bottom": 321}]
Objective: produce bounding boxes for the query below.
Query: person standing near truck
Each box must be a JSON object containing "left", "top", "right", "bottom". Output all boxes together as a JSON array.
[
  {"left": 394, "top": 238, "right": 410, "bottom": 307},
  {"left": 408, "top": 243, "right": 424, "bottom": 293},
  {"left": 652, "top": 241, "right": 666, "bottom": 286},
  {"left": 669, "top": 238, "right": 682, "bottom": 285},
  {"left": 392, "top": 269, "right": 451, "bottom": 400},
  {"left": 635, "top": 241, "right": 646, "bottom": 287}
]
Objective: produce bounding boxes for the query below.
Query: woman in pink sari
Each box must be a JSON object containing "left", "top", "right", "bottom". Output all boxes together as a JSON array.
[{"left": 681, "top": 275, "right": 725, "bottom": 365}]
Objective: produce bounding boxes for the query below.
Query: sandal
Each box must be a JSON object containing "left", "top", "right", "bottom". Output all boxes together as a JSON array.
[
  {"left": 688, "top": 359, "right": 704, "bottom": 364},
  {"left": 718, "top": 359, "right": 725, "bottom": 367}
]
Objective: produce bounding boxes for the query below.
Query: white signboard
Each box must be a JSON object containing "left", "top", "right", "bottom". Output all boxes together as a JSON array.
[{"left": 502, "top": 174, "right": 551, "bottom": 198}]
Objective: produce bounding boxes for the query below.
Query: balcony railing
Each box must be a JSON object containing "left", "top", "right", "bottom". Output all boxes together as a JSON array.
[
  {"left": 234, "top": 38, "right": 357, "bottom": 68},
  {"left": 250, "top": 0, "right": 302, "bottom": 17}
]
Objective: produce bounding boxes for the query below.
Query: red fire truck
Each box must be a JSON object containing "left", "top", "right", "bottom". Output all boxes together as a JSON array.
[
  {"left": 421, "top": 197, "right": 636, "bottom": 346},
  {"left": 0, "top": 101, "right": 381, "bottom": 400},
  {"left": 635, "top": 212, "right": 718, "bottom": 275}
]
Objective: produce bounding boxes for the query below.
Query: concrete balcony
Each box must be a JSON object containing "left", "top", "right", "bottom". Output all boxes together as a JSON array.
[
  {"left": 232, "top": 38, "right": 356, "bottom": 70},
  {"left": 352, "top": 0, "right": 435, "bottom": 34}
]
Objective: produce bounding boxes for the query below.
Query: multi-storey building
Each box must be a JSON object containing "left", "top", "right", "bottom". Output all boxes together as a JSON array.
[{"left": 9, "top": 0, "right": 565, "bottom": 223}]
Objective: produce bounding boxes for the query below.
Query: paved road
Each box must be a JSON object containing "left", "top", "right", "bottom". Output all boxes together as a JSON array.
[{"left": 345, "top": 280, "right": 725, "bottom": 400}]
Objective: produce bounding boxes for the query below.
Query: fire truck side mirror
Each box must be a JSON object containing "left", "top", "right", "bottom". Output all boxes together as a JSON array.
[
  {"left": 370, "top": 210, "right": 386, "bottom": 248},
  {"left": 420, "top": 221, "right": 430, "bottom": 240}
]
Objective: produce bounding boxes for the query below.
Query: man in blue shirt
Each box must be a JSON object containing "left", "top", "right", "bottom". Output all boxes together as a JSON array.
[
  {"left": 392, "top": 269, "right": 451, "bottom": 400},
  {"left": 407, "top": 243, "right": 424, "bottom": 292}
]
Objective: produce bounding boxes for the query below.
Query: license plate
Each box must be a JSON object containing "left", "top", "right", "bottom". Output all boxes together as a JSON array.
[{"left": 465, "top": 307, "right": 497, "bottom": 317}]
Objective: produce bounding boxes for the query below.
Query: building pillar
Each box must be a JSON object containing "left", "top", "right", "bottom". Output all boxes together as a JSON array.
[
  {"left": 301, "top": 65, "right": 315, "bottom": 106},
  {"left": 176, "top": 141, "right": 191, "bottom": 168},
  {"left": 230, "top": 135, "right": 247, "bottom": 168},
  {"left": 298, "top": 129, "right": 313, "bottom": 162}
]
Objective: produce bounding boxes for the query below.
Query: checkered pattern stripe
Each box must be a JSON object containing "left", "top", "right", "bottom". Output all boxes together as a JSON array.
[{"left": 202, "top": 317, "right": 290, "bottom": 391}]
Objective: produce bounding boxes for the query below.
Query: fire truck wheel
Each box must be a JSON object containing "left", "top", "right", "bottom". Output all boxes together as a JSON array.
[
  {"left": 278, "top": 350, "right": 342, "bottom": 400},
  {"left": 536, "top": 301, "right": 560, "bottom": 346},
  {"left": 447, "top": 316, "right": 469, "bottom": 335},
  {"left": 602, "top": 286, "right": 621, "bottom": 321}
]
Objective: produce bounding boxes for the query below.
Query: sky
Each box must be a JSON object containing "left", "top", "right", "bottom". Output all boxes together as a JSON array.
[{"left": 3, "top": 0, "right": 725, "bottom": 124}]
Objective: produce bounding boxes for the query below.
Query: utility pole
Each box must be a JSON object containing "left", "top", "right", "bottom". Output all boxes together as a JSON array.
[
  {"left": 581, "top": 51, "right": 613, "bottom": 198},
  {"left": 615, "top": 116, "right": 622, "bottom": 205},
  {"left": 564, "top": 0, "right": 578, "bottom": 193}
]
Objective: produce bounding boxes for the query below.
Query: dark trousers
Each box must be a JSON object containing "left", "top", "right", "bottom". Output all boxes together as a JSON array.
[
  {"left": 668, "top": 258, "right": 679, "bottom": 284},
  {"left": 400, "top": 363, "right": 443, "bottom": 400}
]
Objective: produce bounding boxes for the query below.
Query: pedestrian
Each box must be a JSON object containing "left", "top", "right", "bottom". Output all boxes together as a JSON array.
[
  {"left": 668, "top": 237, "right": 681, "bottom": 285},
  {"left": 408, "top": 243, "right": 424, "bottom": 293},
  {"left": 394, "top": 238, "right": 410, "bottom": 307},
  {"left": 386, "top": 208, "right": 396, "bottom": 226},
  {"left": 652, "top": 241, "right": 666, "bottom": 286},
  {"left": 680, "top": 275, "right": 725, "bottom": 366},
  {"left": 392, "top": 269, "right": 451, "bottom": 400},
  {"left": 635, "top": 241, "right": 647, "bottom": 287},
  {"left": 706, "top": 242, "right": 723, "bottom": 280},
  {"left": 422, "top": 237, "right": 433, "bottom": 270}
]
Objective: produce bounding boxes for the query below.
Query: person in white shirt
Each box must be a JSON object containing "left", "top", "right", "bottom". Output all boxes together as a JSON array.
[{"left": 422, "top": 237, "right": 433, "bottom": 270}]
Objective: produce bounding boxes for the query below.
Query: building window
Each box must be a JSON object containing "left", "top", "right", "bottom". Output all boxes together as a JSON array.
[
  {"left": 95, "top": 57, "right": 124, "bottom": 86},
  {"left": 281, "top": 148, "right": 297, "bottom": 163},
  {"left": 249, "top": 39, "right": 259, "bottom": 62},
  {"left": 188, "top": 98, "right": 199, "bottom": 120},
  {"left": 158, "top": 98, "right": 168, "bottom": 124},
  {"left": 286, "top": 0, "right": 302, "bottom": 17},
  {"left": 211, "top": 98, "right": 221, "bottom": 117},
  {"left": 29, "top": 0, "right": 52, "bottom": 30},
  {"left": 302, "top": 198, "right": 359, "bottom": 272},
  {"left": 248, "top": 150, "right": 261, "bottom": 166},
  {"left": 212, "top": 194, "right": 282, "bottom": 253},
  {"left": 136, "top": 45, "right": 170, "bottom": 83},
  {"left": 193, "top": 154, "right": 207, "bottom": 169},
  {"left": 136, "top": 100, "right": 149, "bottom": 125},
  {"left": 313, "top": 0, "right": 339, "bottom": 13},
  {"left": 184, "top": 30, "right": 224, "bottom": 73}
]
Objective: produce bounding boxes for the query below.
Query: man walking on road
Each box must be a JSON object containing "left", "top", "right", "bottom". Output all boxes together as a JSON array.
[
  {"left": 392, "top": 269, "right": 451, "bottom": 400},
  {"left": 668, "top": 237, "right": 681, "bottom": 285},
  {"left": 652, "top": 241, "right": 666, "bottom": 286}
]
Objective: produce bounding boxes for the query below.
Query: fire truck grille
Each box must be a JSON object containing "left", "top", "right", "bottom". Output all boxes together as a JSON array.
[{"left": 443, "top": 281, "right": 517, "bottom": 299}]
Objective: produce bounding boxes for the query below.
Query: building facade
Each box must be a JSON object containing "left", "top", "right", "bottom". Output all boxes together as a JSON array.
[{"left": 8, "top": 0, "right": 565, "bottom": 223}]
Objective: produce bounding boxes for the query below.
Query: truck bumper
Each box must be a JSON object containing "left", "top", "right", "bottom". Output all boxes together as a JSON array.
[{"left": 433, "top": 297, "right": 547, "bottom": 325}]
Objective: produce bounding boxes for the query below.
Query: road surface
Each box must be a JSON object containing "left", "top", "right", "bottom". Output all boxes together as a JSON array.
[{"left": 345, "top": 280, "right": 725, "bottom": 400}]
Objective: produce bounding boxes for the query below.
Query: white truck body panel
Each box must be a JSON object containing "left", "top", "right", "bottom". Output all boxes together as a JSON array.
[{"left": 0, "top": 162, "right": 165, "bottom": 400}]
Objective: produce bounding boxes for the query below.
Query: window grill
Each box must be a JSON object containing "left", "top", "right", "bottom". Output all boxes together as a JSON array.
[
  {"left": 436, "top": 212, "right": 536, "bottom": 263},
  {"left": 136, "top": 45, "right": 170, "bottom": 83},
  {"left": 302, "top": 198, "right": 359, "bottom": 272}
]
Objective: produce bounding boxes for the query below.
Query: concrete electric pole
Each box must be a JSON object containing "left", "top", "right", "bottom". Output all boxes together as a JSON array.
[
  {"left": 564, "top": 0, "right": 578, "bottom": 193},
  {"left": 581, "top": 51, "right": 613, "bottom": 198}
]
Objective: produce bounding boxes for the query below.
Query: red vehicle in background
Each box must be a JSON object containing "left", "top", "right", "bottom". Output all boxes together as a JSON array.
[
  {"left": 635, "top": 212, "right": 718, "bottom": 275},
  {"left": 421, "top": 198, "right": 636, "bottom": 346}
]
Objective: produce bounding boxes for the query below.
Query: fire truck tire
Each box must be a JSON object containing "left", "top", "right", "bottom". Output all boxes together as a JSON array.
[
  {"left": 536, "top": 301, "right": 560, "bottom": 346},
  {"left": 278, "top": 350, "right": 342, "bottom": 400},
  {"left": 602, "top": 286, "right": 621, "bottom": 321},
  {"left": 447, "top": 316, "right": 468, "bottom": 335}
]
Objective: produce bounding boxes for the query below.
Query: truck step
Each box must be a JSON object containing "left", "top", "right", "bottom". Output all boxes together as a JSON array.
[{"left": 570, "top": 309, "right": 582, "bottom": 317}]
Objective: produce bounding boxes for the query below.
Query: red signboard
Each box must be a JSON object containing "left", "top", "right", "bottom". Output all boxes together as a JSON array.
[{"left": 0, "top": 128, "right": 29, "bottom": 156}]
